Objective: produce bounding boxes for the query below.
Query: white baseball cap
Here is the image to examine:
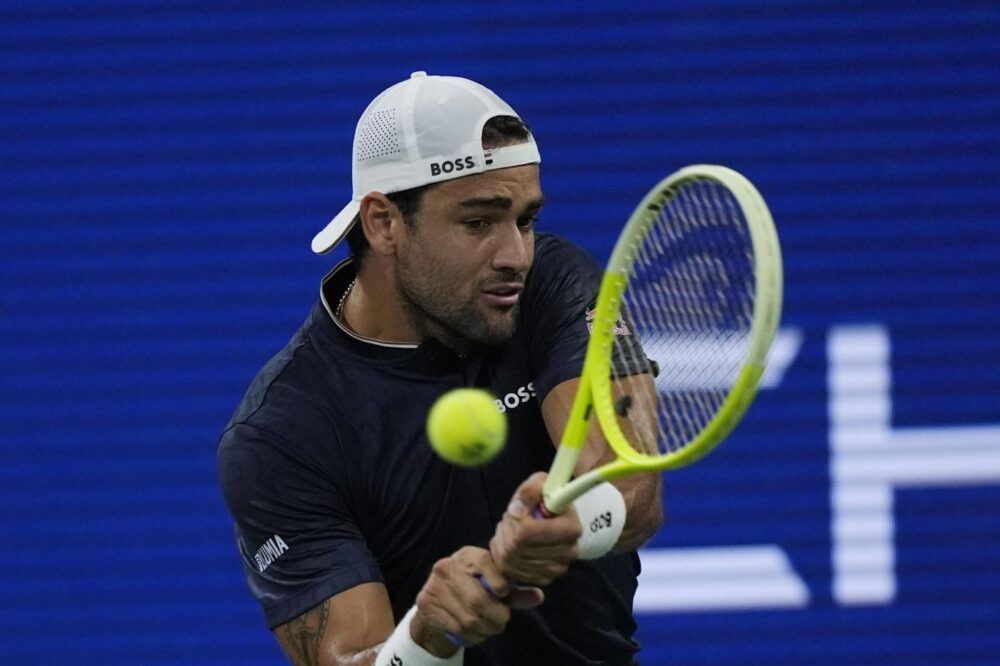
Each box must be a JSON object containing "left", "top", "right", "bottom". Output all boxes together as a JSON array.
[{"left": 311, "top": 71, "right": 542, "bottom": 254}]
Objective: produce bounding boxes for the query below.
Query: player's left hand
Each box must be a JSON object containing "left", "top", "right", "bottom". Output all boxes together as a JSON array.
[{"left": 490, "top": 472, "right": 582, "bottom": 586}]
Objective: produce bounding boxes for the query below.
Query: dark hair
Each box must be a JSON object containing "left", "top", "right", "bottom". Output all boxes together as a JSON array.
[{"left": 346, "top": 115, "right": 533, "bottom": 266}]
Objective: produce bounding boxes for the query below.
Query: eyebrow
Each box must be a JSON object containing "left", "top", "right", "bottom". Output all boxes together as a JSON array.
[{"left": 458, "top": 195, "right": 546, "bottom": 211}]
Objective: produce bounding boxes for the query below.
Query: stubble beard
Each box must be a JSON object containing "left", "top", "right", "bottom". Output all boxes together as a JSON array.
[{"left": 395, "top": 256, "right": 520, "bottom": 348}]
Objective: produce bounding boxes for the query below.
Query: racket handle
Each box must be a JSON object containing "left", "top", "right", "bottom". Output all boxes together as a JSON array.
[
  {"left": 532, "top": 503, "right": 556, "bottom": 519},
  {"left": 445, "top": 633, "right": 475, "bottom": 648},
  {"left": 444, "top": 577, "right": 500, "bottom": 647},
  {"left": 445, "top": 506, "right": 554, "bottom": 646}
]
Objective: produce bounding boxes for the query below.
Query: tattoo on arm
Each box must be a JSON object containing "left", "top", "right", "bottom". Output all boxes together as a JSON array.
[{"left": 277, "top": 599, "right": 331, "bottom": 666}]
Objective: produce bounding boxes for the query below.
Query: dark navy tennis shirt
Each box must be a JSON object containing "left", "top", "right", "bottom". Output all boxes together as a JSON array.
[{"left": 218, "top": 233, "right": 640, "bottom": 665}]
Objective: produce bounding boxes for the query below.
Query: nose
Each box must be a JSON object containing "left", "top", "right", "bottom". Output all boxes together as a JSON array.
[{"left": 491, "top": 220, "right": 532, "bottom": 274}]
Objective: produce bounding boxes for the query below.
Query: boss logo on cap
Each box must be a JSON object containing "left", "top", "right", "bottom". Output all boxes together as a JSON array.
[{"left": 430, "top": 155, "right": 476, "bottom": 176}]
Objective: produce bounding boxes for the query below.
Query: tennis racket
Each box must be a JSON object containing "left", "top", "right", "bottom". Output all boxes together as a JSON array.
[
  {"left": 446, "top": 164, "right": 781, "bottom": 647},
  {"left": 541, "top": 164, "right": 783, "bottom": 514}
]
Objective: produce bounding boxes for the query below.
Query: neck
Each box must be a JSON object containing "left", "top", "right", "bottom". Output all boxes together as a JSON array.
[
  {"left": 342, "top": 258, "right": 472, "bottom": 355},
  {"left": 340, "top": 259, "right": 421, "bottom": 345}
]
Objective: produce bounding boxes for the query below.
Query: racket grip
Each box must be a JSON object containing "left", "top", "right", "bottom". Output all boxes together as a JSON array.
[
  {"left": 445, "top": 506, "right": 554, "bottom": 646},
  {"left": 532, "top": 503, "right": 556, "bottom": 519},
  {"left": 444, "top": 577, "right": 500, "bottom": 647}
]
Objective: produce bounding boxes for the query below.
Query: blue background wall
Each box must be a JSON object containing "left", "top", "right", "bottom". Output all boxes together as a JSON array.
[{"left": 2, "top": 1, "right": 998, "bottom": 663}]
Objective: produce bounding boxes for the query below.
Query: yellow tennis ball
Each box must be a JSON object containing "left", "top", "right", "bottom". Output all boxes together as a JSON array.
[{"left": 426, "top": 388, "right": 507, "bottom": 467}]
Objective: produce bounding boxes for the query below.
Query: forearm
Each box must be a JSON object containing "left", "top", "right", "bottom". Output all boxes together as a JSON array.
[
  {"left": 274, "top": 584, "right": 396, "bottom": 666},
  {"left": 540, "top": 377, "right": 665, "bottom": 555},
  {"left": 276, "top": 602, "right": 384, "bottom": 666},
  {"left": 611, "top": 472, "right": 663, "bottom": 553},
  {"left": 277, "top": 606, "right": 456, "bottom": 666}
]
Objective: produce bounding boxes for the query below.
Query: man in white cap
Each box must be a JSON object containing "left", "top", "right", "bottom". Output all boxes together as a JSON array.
[{"left": 219, "top": 72, "right": 662, "bottom": 665}]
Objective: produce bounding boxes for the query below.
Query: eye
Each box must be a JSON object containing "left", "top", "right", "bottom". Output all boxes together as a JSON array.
[
  {"left": 462, "top": 218, "right": 490, "bottom": 232},
  {"left": 517, "top": 215, "right": 539, "bottom": 231}
]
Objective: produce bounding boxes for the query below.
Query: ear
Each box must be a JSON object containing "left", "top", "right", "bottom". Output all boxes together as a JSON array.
[{"left": 358, "top": 193, "right": 405, "bottom": 256}]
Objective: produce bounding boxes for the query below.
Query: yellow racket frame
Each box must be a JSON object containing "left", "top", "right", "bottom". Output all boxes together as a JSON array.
[{"left": 543, "top": 165, "right": 783, "bottom": 513}]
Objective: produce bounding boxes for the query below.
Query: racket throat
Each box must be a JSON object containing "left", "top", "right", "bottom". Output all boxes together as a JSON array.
[
  {"left": 544, "top": 444, "right": 585, "bottom": 512},
  {"left": 544, "top": 466, "right": 615, "bottom": 514}
]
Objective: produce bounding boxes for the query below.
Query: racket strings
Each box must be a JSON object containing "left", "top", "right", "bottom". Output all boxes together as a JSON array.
[{"left": 611, "top": 179, "right": 756, "bottom": 456}]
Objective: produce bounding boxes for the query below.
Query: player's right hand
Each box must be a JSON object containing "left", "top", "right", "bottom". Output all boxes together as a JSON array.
[
  {"left": 411, "top": 546, "right": 537, "bottom": 656},
  {"left": 490, "top": 472, "right": 583, "bottom": 586}
]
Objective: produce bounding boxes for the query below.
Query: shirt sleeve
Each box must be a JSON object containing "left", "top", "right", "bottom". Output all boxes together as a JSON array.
[
  {"left": 525, "top": 235, "right": 656, "bottom": 402},
  {"left": 523, "top": 236, "right": 604, "bottom": 401},
  {"left": 217, "top": 422, "right": 383, "bottom": 630}
]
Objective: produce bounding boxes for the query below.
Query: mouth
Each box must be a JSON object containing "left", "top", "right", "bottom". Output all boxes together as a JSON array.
[{"left": 481, "top": 283, "right": 524, "bottom": 309}]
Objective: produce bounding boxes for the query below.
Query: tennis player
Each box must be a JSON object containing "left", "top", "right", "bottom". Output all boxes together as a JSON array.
[{"left": 218, "top": 72, "right": 662, "bottom": 665}]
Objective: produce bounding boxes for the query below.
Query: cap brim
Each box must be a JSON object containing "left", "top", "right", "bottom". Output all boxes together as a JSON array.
[{"left": 312, "top": 200, "right": 361, "bottom": 254}]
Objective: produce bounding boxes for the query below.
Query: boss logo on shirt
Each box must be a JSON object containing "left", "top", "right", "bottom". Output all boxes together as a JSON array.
[
  {"left": 495, "top": 382, "right": 536, "bottom": 413},
  {"left": 430, "top": 155, "right": 475, "bottom": 176}
]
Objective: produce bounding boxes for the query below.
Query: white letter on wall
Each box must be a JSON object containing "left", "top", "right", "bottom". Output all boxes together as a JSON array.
[{"left": 828, "top": 325, "right": 1000, "bottom": 605}]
